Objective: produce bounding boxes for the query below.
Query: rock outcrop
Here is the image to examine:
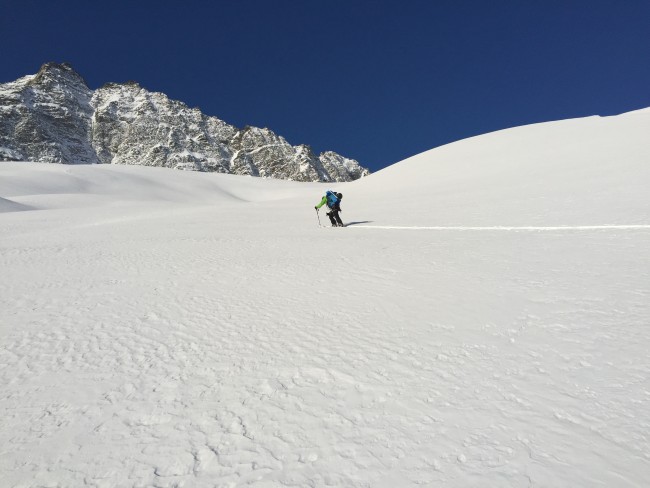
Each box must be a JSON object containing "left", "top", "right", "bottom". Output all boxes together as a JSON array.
[{"left": 0, "top": 63, "right": 369, "bottom": 182}]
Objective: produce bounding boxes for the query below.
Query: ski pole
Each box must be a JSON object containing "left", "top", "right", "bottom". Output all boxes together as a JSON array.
[{"left": 315, "top": 208, "right": 321, "bottom": 227}]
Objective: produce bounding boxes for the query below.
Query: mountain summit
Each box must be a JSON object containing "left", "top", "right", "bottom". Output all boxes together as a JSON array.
[{"left": 0, "top": 63, "right": 369, "bottom": 182}]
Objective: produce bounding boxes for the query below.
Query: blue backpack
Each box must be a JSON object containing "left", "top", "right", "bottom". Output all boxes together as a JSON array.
[{"left": 326, "top": 190, "right": 341, "bottom": 208}]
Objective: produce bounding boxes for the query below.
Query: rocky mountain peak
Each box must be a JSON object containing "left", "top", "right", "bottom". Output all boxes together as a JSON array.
[
  {"left": 31, "top": 62, "right": 89, "bottom": 91},
  {"left": 1, "top": 64, "right": 370, "bottom": 181}
]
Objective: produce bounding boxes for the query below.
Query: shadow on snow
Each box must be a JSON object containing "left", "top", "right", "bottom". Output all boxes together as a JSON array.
[{"left": 344, "top": 221, "right": 374, "bottom": 227}]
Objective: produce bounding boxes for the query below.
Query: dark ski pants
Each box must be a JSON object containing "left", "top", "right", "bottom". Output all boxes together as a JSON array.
[{"left": 327, "top": 209, "right": 344, "bottom": 227}]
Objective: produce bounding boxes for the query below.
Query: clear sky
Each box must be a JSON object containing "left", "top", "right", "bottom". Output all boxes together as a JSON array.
[{"left": 2, "top": 0, "right": 650, "bottom": 172}]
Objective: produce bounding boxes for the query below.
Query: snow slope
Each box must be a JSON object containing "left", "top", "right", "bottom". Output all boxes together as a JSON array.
[
  {"left": 348, "top": 110, "right": 650, "bottom": 227},
  {"left": 1, "top": 109, "right": 649, "bottom": 487}
]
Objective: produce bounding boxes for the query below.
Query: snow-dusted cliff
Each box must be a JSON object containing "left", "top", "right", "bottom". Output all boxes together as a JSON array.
[{"left": 0, "top": 63, "right": 369, "bottom": 182}]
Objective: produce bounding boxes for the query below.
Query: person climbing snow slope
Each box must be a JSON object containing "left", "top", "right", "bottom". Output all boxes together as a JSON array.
[{"left": 315, "top": 190, "right": 344, "bottom": 227}]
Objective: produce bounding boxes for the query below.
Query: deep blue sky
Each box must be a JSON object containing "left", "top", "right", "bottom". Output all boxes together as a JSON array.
[{"left": 2, "top": 0, "right": 650, "bottom": 172}]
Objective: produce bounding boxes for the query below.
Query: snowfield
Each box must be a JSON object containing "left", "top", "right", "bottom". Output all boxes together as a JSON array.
[{"left": 1, "top": 110, "right": 649, "bottom": 487}]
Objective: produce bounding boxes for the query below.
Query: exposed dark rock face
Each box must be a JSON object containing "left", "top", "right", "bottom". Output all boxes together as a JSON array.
[
  {"left": 0, "top": 63, "right": 370, "bottom": 182},
  {"left": 0, "top": 63, "right": 97, "bottom": 164}
]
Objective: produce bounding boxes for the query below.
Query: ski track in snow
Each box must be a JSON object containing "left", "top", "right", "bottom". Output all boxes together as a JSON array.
[{"left": 349, "top": 225, "right": 650, "bottom": 231}]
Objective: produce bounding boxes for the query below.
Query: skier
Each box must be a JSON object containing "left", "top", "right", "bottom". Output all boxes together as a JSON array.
[{"left": 315, "top": 190, "right": 344, "bottom": 227}]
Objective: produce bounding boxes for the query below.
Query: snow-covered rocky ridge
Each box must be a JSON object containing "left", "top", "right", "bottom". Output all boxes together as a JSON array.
[
  {"left": 1, "top": 109, "right": 649, "bottom": 487},
  {"left": 0, "top": 63, "right": 369, "bottom": 182}
]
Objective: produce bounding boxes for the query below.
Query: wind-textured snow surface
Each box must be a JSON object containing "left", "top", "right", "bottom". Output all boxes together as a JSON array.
[{"left": 1, "top": 109, "right": 649, "bottom": 487}]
